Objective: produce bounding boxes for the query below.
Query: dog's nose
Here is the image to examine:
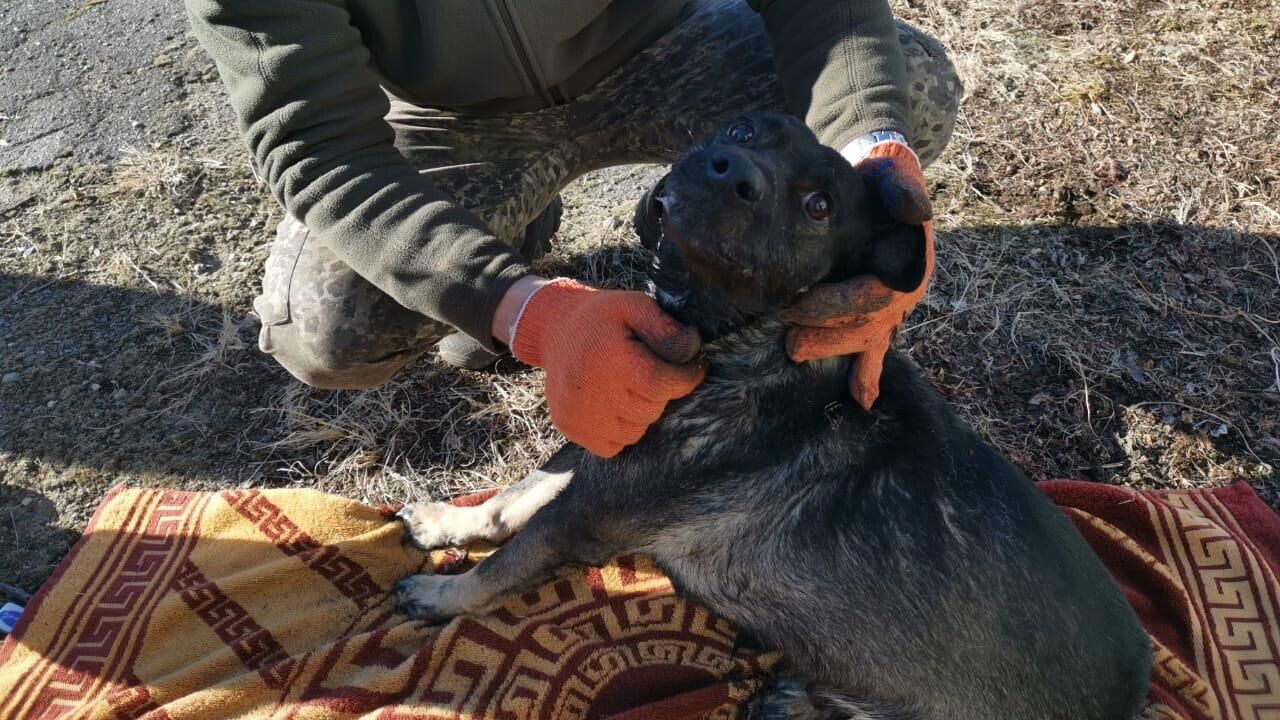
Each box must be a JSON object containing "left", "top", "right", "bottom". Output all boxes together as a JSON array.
[{"left": 706, "top": 149, "right": 765, "bottom": 204}]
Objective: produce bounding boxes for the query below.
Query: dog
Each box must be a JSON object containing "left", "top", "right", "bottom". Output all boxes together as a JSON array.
[{"left": 395, "top": 112, "right": 1152, "bottom": 719}]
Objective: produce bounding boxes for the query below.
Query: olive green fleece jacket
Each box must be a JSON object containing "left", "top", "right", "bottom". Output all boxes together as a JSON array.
[{"left": 186, "top": 0, "right": 911, "bottom": 351}]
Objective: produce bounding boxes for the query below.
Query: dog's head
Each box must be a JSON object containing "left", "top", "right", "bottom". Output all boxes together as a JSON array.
[{"left": 644, "top": 112, "right": 927, "bottom": 338}]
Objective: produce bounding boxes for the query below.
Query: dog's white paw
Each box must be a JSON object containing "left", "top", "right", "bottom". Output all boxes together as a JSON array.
[
  {"left": 396, "top": 501, "right": 504, "bottom": 550},
  {"left": 393, "top": 573, "right": 476, "bottom": 624}
]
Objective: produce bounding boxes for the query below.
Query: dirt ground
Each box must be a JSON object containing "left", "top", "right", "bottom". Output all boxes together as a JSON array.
[{"left": 2, "top": 0, "right": 1278, "bottom": 597}]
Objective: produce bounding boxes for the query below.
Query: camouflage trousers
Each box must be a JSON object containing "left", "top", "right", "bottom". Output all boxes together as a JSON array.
[{"left": 256, "top": 0, "right": 963, "bottom": 389}]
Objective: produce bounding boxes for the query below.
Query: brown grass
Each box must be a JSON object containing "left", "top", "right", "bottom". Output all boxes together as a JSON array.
[
  {"left": 890, "top": 0, "right": 1279, "bottom": 497},
  {"left": 249, "top": 362, "right": 558, "bottom": 504}
]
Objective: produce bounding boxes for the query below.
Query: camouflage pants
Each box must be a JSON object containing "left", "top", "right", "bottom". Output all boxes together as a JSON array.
[{"left": 256, "top": 0, "right": 963, "bottom": 389}]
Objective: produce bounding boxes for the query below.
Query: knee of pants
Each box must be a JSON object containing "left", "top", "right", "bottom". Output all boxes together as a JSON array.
[
  {"left": 257, "top": 315, "right": 432, "bottom": 391},
  {"left": 898, "top": 23, "right": 964, "bottom": 167},
  {"left": 256, "top": 216, "right": 444, "bottom": 390}
]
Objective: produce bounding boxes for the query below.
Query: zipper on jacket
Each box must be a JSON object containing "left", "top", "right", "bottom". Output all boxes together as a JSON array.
[{"left": 492, "top": 0, "right": 567, "bottom": 105}]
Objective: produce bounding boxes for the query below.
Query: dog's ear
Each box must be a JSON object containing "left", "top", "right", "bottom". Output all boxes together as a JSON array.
[{"left": 868, "top": 222, "right": 928, "bottom": 292}]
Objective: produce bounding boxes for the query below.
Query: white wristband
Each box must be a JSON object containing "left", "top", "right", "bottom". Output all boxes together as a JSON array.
[
  {"left": 508, "top": 277, "right": 564, "bottom": 346},
  {"left": 839, "top": 130, "right": 919, "bottom": 166}
]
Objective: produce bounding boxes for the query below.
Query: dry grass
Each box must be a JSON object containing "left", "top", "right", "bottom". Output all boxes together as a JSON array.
[
  {"left": 880, "top": 0, "right": 1279, "bottom": 499},
  {"left": 248, "top": 362, "right": 558, "bottom": 504},
  {"left": 114, "top": 142, "right": 228, "bottom": 204}
]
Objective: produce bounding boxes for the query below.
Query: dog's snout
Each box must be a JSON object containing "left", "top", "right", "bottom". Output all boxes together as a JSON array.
[{"left": 706, "top": 149, "right": 765, "bottom": 204}]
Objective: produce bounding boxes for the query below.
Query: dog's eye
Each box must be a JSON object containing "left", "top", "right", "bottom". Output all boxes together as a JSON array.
[
  {"left": 726, "top": 120, "right": 755, "bottom": 144},
  {"left": 803, "top": 192, "right": 833, "bottom": 221}
]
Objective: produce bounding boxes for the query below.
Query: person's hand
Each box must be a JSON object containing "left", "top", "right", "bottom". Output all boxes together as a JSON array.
[
  {"left": 508, "top": 279, "right": 704, "bottom": 457},
  {"left": 782, "top": 140, "right": 935, "bottom": 411}
]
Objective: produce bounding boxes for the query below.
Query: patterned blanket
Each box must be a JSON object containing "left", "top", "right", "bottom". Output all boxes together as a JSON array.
[{"left": 0, "top": 481, "right": 1276, "bottom": 719}]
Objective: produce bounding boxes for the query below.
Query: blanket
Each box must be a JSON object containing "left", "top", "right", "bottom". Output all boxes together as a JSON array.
[{"left": 1, "top": 481, "right": 1277, "bottom": 719}]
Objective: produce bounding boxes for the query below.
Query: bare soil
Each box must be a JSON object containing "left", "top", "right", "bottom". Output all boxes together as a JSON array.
[{"left": 2, "top": 0, "right": 1278, "bottom": 597}]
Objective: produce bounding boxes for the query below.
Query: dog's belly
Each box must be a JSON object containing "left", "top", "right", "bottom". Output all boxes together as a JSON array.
[
  {"left": 640, "top": 502, "right": 883, "bottom": 683},
  {"left": 630, "top": 462, "right": 1147, "bottom": 720}
]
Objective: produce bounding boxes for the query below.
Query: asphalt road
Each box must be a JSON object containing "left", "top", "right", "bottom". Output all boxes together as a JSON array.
[{"left": 0, "top": 0, "right": 224, "bottom": 173}]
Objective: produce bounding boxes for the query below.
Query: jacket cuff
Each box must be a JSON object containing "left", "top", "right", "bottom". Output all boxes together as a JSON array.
[{"left": 465, "top": 262, "right": 535, "bottom": 354}]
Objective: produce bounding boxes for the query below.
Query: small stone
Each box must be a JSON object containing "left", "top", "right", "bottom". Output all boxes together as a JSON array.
[
  {"left": 131, "top": 120, "right": 145, "bottom": 129},
  {"left": 2, "top": 372, "right": 19, "bottom": 384},
  {"left": 112, "top": 388, "right": 128, "bottom": 402},
  {"left": 90, "top": 383, "right": 101, "bottom": 391},
  {"left": 46, "top": 400, "right": 56, "bottom": 408}
]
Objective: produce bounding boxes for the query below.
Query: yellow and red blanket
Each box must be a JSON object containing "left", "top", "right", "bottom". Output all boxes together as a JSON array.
[{"left": 1, "top": 481, "right": 1277, "bottom": 719}]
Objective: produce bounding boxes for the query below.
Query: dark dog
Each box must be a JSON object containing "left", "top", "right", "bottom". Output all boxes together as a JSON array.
[{"left": 395, "top": 112, "right": 1152, "bottom": 719}]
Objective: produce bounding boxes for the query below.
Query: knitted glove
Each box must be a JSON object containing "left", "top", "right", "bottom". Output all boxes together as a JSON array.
[
  {"left": 511, "top": 279, "right": 704, "bottom": 457},
  {"left": 782, "top": 141, "right": 935, "bottom": 411}
]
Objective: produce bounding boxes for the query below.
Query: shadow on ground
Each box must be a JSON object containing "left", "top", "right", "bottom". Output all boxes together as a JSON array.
[
  {"left": 0, "top": 272, "right": 278, "bottom": 482},
  {"left": 0, "top": 484, "right": 79, "bottom": 593},
  {"left": 0, "top": 273, "right": 531, "bottom": 489}
]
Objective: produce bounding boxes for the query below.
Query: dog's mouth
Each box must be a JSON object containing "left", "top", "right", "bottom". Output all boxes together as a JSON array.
[
  {"left": 649, "top": 193, "right": 734, "bottom": 313},
  {"left": 637, "top": 176, "right": 668, "bottom": 252},
  {"left": 651, "top": 190, "right": 757, "bottom": 284},
  {"left": 646, "top": 193, "right": 692, "bottom": 310}
]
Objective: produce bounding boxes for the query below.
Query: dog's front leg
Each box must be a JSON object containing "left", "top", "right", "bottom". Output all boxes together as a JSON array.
[
  {"left": 395, "top": 490, "right": 616, "bottom": 624},
  {"left": 397, "top": 444, "right": 579, "bottom": 550}
]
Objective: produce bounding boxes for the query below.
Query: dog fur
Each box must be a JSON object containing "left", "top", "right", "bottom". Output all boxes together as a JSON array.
[{"left": 396, "top": 112, "right": 1152, "bottom": 719}]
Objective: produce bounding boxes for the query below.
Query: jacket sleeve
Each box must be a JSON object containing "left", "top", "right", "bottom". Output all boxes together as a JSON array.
[
  {"left": 186, "top": 0, "right": 529, "bottom": 351},
  {"left": 747, "top": 0, "right": 911, "bottom": 151}
]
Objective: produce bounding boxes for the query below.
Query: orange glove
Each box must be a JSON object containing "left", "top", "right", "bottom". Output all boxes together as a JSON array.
[
  {"left": 781, "top": 141, "right": 935, "bottom": 411},
  {"left": 511, "top": 279, "right": 705, "bottom": 458}
]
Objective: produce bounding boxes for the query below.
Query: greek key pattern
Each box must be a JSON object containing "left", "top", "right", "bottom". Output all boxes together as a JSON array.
[
  {"left": 1150, "top": 637, "right": 1217, "bottom": 718},
  {"left": 1152, "top": 491, "right": 1280, "bottom": 720},
  {"left": 222, "top": 489, "right": 384, "bottom": 609},
  {"left": 10, "top": 483, "right": 1280, "bottom": 719},
  {"left": 306, "top": 561, "right": 775, "bottom": 719},
  {"left": 0, "top": 490, "right": 204, "bottom": 720},
  {"left": 172, "top": 558, "right": 299, "bottom": 690}
]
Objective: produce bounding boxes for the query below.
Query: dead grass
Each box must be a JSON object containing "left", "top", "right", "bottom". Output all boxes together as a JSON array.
[
  {"left": 153, "top": 307, "right": 248, "bottom": 390},
  {"left": 114, "top": 142, "right": 227, "bottom": 204},
  {"left": 884, "top": 0, "right": 1279, "bottom": 501},
  {"left": 248, "top": 361, "right": 558, "bottom": 505}
]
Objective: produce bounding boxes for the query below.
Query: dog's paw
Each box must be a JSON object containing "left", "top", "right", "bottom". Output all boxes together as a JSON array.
[
  {"left": 752, "top": 679, "right": 831, "bottom": 720},
  {"left": 394, "top": 574, "right": 473, "bottom": 624},
  {"left": 752, "top": 680, "right": 899, "bottom": 720},
  {"left": 395, "top": 501, "right": 504, "bottom": 551}
]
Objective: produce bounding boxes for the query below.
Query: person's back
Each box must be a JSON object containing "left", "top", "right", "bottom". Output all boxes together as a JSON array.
[{"left": 344, "top": 0, "right": 693, "bottom": 112}]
